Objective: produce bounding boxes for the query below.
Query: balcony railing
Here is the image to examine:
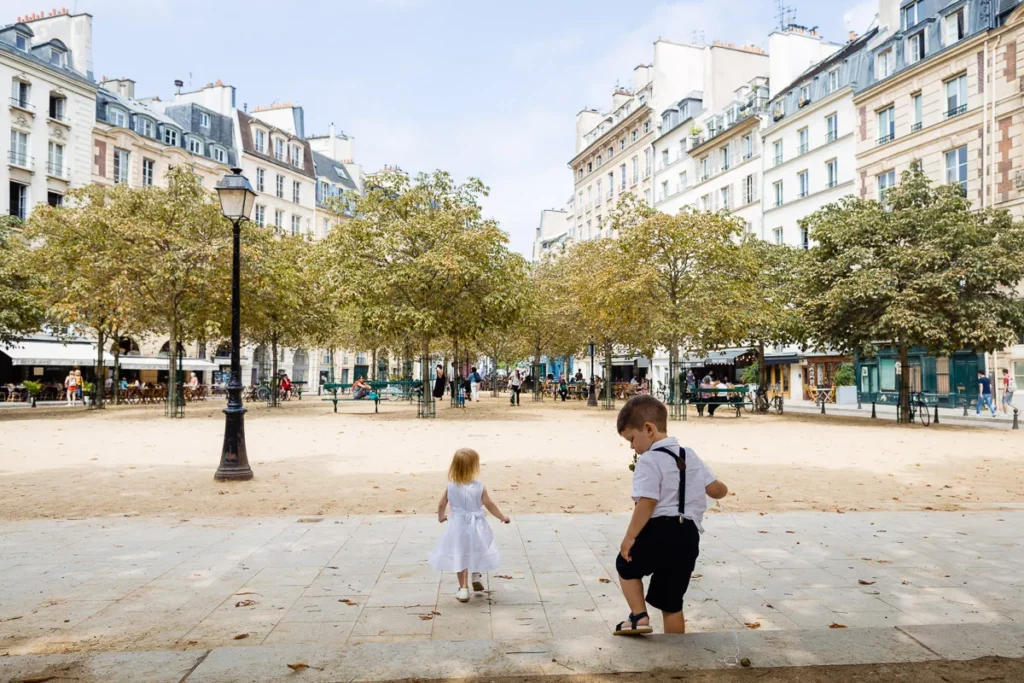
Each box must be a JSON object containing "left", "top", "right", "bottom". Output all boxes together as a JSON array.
[
  {"left": 798, "top": 143, "right": 809, "bottom": 155},
  {"left": 774, "top": 154, "right": 783, "bottom": 166},
  {"left": 8, "top": 151, "right": 32, "bottom": 168},
  {"left": 877, "top": 133, "right": 894, "bottom": 146},
  {"left": 774, "top": 198, "right": 784, "bottom": 207},
  {"left": 827, "top": 180, "right": 838, "bottom": 189},
  {"left": 911, "top": 121, "right": 923, "bottom": 132},
  {"left": 798, "top": 190, "right": 809, "bottom": 199},
  {"left": 826, "top": 130, "right": 838, "bottom": 143},
  {"left": 9, "top": 97, "right": 33, "bottom": 112},
  {"left": 606, "top": 191, "right": 613, "bottom": 200},
  {"left": 946, "top": 104, "right": 967, "bottom": 119},
  {"left": 48, "top": 110, "right": 68, "bottom": 123},
  {"left": 46, "top": 162, "right": 69, "bottom": 179},
  {"left": 743, "top": 152, "right": 753, "bottom": 160}
]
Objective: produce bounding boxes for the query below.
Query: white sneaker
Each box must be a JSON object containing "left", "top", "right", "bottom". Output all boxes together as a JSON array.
[{"left": 456, "top": 588, "right": 470, "bottom": 602}]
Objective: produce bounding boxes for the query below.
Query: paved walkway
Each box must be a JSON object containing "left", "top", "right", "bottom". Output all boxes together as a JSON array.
[
  {"left": 2, "top": 511, "right": 1022, "bottom": 657},
  {"left": 783, "top": 399, "right": 1019, "bottom": 429}
]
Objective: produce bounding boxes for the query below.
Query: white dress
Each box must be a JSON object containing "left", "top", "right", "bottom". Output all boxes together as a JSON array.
[{"left": 429, "top": 481, "right": 502, "bottom": 572}]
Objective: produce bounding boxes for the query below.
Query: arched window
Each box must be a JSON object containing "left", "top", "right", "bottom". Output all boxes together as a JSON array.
[{"left": 111, "top": 337, "right": 140, "bottom": 355}]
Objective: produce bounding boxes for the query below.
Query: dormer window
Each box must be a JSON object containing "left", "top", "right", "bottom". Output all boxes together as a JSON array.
[
  {"left": 49, "top": 47, "right": 66, "bottom": 67},
  {"left": 254, "top": 128, "right": 266, "bottom": 153},
  {"left": 213, "top": 147, "right": 227, "bottom": 164},
  {"left": 289, "top": 144, "right": 301, "bottom": 166},
  {"left": 274, "top": 138, "right": 284, "bottom": 161},
  {"left": 163, "top": 128, "right": 179, "bottom": 146},
  {"left": 199, "top": 111, "right": 210, "bottom": 128},
  {"left": 14, "top": 33, "right": 29, "bottom": 51},
  {"left": 187, "top": 137, "right": 203, "bottom": 155},
  {"left": 108, "top": 106, "right": 126, "bottom": 127},
  {"left": 136, "top": 117, "right": 154, "bottom": 138}
]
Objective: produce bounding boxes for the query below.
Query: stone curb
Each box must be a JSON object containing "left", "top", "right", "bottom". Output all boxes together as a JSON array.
[{"left": 2, "top": 624, "right": 1021, "bottom": 683}]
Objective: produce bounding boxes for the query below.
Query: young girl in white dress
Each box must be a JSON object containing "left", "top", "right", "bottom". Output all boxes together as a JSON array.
[{"left": 429, "top": 448, "right": 510, "bottom": 603}]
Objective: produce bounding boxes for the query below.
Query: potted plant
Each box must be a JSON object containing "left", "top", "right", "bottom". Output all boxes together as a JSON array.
[
  {"left": 82, "top": 380, "right": 94, "bottom": 406},
  {"left": 834, "top": 363, "right": 857, "bottom": 404},
  {"left": 23, "top": 380, "right": 42, "bottom": 407}
]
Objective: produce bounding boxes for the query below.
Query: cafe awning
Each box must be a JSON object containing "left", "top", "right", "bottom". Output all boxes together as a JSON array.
[
  {"left": 764, "top": 353, "right": 800, "bottom": 366},
  {"left": 118, "top": 356, "right": 218, "bottom": 371},
  {"left": 680, "top": 348, "right": 752, "bottom": 368},
  {"left": 0, "top": 340, "right": 111, "bottom": 366}
]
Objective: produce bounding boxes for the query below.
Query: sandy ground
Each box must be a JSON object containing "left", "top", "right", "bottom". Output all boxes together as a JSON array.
[
  {"left": 0, "top": 396, "right": 1020, "bottom": 521},
  {"left": 414, "top": 657, "right": 1024, "bottom": 683}
]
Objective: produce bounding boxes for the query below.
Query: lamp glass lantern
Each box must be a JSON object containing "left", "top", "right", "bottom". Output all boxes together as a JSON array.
[{"left": 215, "top": 168, "right": 256, "bottom": 222}]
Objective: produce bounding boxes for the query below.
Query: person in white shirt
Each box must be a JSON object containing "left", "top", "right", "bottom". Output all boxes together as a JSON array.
[{"left": 612, "top": 395, "right": 728, "bottom": 636}]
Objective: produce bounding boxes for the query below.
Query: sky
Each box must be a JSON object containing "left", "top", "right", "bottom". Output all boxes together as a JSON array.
[{"left": 75, "top": 0, "right": 877, "bottom": 255}]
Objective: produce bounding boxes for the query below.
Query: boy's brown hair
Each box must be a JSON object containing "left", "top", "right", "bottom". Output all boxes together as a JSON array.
[{"left": 616, "top": 395, "right": 668, "bottom": 434}]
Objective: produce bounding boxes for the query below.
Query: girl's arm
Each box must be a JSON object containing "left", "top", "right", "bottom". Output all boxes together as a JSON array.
[
  {"left": 481, "top": 487, "right": 510, "bottom": 523},
  {"left": 437, "top": 489, "right": 449, "bottom": 523}
]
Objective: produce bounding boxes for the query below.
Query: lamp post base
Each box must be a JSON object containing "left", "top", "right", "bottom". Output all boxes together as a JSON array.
[
  {"left": 587, "top": 381, "right": 598, "bottom": 407},
  {"left": 215, "top": 400, "right": 252, "bottom": 481}
]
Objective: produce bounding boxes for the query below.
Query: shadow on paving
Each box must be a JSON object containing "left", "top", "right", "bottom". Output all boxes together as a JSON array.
[{"left": 393, "top": 657, "right": 1022, "bottom": 683}]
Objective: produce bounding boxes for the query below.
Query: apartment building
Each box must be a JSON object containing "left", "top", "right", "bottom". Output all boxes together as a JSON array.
[
  {"left": 569, "top": 40, "right": 708, "bottom": 241},
  {"left": 532, "top": 208, "right": 570, "bottom": 260},
  {"left": 1, "top": 10, "right": 96, "bottom": 220},
  {"left": 92, "top": 78, "right": 233, "bottom": 189},
  {"left": 762, "top": 30, "right": 876, "bottom": 248}
]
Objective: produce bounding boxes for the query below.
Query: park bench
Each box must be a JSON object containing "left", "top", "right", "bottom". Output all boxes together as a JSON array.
[
  {"left": 322, "top": 382, "right": 380, "bottom": 413},
  {"left": 686, "top": 386, "right": 751, "bottom": 417}
]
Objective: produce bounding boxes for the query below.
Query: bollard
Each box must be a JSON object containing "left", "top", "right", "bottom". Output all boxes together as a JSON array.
[
  {"left": 871, "top": 401, "right": 876, "bottom": 419},
  {"left": 934, "top": 404, "right": 939, "bottom": 425},
  {"left": 857, "top": 393, "right": 862, "bottom": 410},
  {"left": 820, "top": 399, "right": 826, "bottom": 415},
  {"left": 963, "top": 399, "right": 968, "bottom": 417},
  {"left": 1014, "top": 409, "right": 1019, "bottom": 431}
]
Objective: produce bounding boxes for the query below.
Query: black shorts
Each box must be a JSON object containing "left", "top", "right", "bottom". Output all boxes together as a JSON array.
[{"left": 615, "top": 516, "right": 700, "bottom": 614}]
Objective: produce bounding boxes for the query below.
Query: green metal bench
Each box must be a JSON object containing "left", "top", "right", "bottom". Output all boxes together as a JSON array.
[
  {"left": 686, "top": 387, "right": 751, "bottom": 417},
  {"left": 322, "top": 382, "right": 380, "bottom": 413}
]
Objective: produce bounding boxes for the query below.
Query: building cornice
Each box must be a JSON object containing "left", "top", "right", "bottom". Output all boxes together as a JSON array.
[
  {"left": 764, "top": 88, "right": 851, "bottom": 134},
  {"left": 854, "top": 30, "right": 988, "bottom": 103},
  {"left": 568, "top": 105, "right": 652, "bottom": 167},
  {"left": 687, "top": 115, "right": 760, "bottom": 157}
]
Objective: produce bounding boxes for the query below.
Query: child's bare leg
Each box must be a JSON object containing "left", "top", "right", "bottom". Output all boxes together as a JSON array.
[
  {"left": 662, "top": 610, "right": 685, "bottom": 633},
  {"left": 457, "top": 570, "right": 468, "bottom": 589},
  {"left": 619, "top": 578, "right": 649, "bottom": 625}
]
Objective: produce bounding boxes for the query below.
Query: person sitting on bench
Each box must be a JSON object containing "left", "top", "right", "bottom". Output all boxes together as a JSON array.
[{"left": 352, "top": 376, "right": 372, "bottom": 400}]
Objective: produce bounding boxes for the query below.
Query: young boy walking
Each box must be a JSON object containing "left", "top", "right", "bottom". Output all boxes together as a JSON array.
[{"left": 613, "top": 395, "right": 728, "bottom": 636}]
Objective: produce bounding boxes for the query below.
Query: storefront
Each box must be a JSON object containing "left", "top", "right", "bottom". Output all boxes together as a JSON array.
[
  {"left": 680, "top": 348, "right": 756, "bottom": 384},
  {"left": 610, "top": 355, "right": 649, "bottom": 383},
  {"left": 800, "top": 354, "right": 852, "bottom": 400},
  {"left": 855, "top": 347, "right": 983, "bottom": 407},
  {"left": 764, "top": 353, "right": 799, "bottom": 398},
  {"left": 117, "top": 356, "right": 218, "bottom": 385},
  {"left": 0, "top": 338, "right": 111, "bottom": 387}
]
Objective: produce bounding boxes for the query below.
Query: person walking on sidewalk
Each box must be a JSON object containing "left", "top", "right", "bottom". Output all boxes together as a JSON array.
[
  {"left": 429, "top": 448, "right": 509, "bottom": 603},
  {"left": 977, "top": 370, "right": 997, "bottom": 417},
  {"left": 509, "top": 369, "right": 522, "bottom": 406},
  {"left": 1001, "top": 368, "right": 1016, "bottom": 415},
  {"left": 469, "top": 366, "right": 482, "bottom": 403}
]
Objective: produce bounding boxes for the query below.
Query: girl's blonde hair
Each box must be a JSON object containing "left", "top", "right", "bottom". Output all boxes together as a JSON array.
[{"left": 448, "top": 448, "right": 480, "bottom": 485}]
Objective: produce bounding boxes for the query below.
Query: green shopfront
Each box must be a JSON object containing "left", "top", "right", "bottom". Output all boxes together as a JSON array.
[{"left": 855, "top": 348, "right": 984, "bottom": 408}]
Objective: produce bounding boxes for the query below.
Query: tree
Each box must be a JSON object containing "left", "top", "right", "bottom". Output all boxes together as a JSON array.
[
  {"left": 517, "top": 257, "right": 583, "bottom": 394},
  {"left": 26, "top": 185, "right": 149, "bottom": 407},
  {"left": 322, "top": 170, "right": 523, "bottom": 410},
  {"left": 241, "top": 231, "right": 315, "bottom": 405},
  {"left": 799, "top": 165, "right": 1024, "bottom": 421},
  {"left": 613, "top": 195, "right": 750, "bottom": 402},
  {"left": 734, "top": 237, "right": 806, "bottom": 387},
  {"left": 0, "top": 216, "right": 42, "bottom": 348},
  {"left": 119, "top": 167, "right": 233, "bottom": 415}
]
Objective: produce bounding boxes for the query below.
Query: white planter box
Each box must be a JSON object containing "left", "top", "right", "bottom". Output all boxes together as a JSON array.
[{"left": 836, "top": 385, "right": 857, "bottom": 405}]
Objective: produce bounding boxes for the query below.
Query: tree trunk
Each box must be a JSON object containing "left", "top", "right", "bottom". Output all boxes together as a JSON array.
[
  {"left": 670, "top": 337, "right": 679, "bottom": 404},
  {"left": 94, "top": 329, "right": 105, "bottom": 409},
  {"left": 604, "top": 343, "right": 613, "bottom": 403},
  {"left": 758, "top": 341, "right": 767, "bottom": 388},
  {"left": 534, "top": 343, "right": 542, "bottom": 398},
  {"left": 167, "top": 318, "right": 177, "bottom": 418},
  {"left": 271, "top": 335, "right": 280, "bottom": 407},
  {"left": 421, "top": 337, "right": 432, "bottom": 407},
  {"left": 113, "top": 344, "right": 121, "bottom": 405},
  {"left": 371, "top": 348, "right": 377, "bottom": 382},
  {"left": 899, "top": 341, "right": 911, "bottom": 424}
]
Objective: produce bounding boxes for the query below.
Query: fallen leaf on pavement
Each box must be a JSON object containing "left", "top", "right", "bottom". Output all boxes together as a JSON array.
[
  {"left": 235, "top": 600, "right": 257, "bottom": 607},
  {"left": 17, "top": 677, "right": 57, "bottom": 683},
  {"left": 857, "top": 580, "right": 875, "bottom": 586},
  {"left": 233, "top": 633, "right": 249, "bottom": 640},
  {"left": 599, "top": 578, "right": 612, "bottom": 584},
  {"left": 744, "top": 621, "right": 761, "bottom": 629},
  {"left": 419, "top": 614, "right": 434, "bottom": 620},
  {"left": 495, "top": 575, "right": 513, "bottom": 580},
  {"left": 829, "top": 623, "right": 847, "bottom": 629},
  {"left": 339, "top": 599, "right": 357, "bottom": 606}
]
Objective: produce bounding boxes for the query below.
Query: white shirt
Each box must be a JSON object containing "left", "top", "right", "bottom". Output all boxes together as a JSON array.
[{"left": 631, "top": 436, "right": 717, "bottom": 533}]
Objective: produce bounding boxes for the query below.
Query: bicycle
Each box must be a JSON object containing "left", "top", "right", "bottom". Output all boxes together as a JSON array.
[
  {"left": 653, "top": 381, "right": 668, "bottom": 402},
  {"left": 907, "top": 391, "right": 931, "bottom": 426},
  {"left": 751, "top": 384, "right": 784, "bottom": 415}
]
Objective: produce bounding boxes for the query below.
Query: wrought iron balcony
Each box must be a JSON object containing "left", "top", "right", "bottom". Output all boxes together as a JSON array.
[
  {"left": 877, "top": 133, "right": 894, "bottom": 146},
  {"left": 946, "top": 104, "right": 967, "bottom": 119},
  {"left": 46, "top": 162, "right": 69, "bottom": 179},
  {"left": 8, "top": 151, "right": 32, "bottom": 169}
]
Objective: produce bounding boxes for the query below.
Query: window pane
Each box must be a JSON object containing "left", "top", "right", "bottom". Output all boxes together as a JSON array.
[{"left": 880, "top": 359, "right": 896, "bottom": 391}]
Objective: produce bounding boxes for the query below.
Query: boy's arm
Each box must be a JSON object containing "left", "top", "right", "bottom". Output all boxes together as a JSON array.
[
  {"left": 481, "top": 487, "right": 511, "bottom": 523},
  {"left": 705, "top": 480, "right": 728, "bottom": 499},
  {"left": 437, "top": 489, "right": 449, "bottom": 523},
  {"left": 620, "top": 498, "right": 657, "bottom": 561}
]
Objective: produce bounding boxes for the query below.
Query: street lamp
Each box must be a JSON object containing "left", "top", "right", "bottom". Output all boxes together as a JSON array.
[
  {"left": 587, "top": 343, "right": 598, "bottom": 407},
  {"left": 214, "top": 168, "right": 256, "bottom": 482}
]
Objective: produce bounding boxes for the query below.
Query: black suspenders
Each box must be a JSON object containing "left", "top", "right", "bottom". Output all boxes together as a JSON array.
[{"left": 653, "top": 445, "right": 686, "bottom": 522}]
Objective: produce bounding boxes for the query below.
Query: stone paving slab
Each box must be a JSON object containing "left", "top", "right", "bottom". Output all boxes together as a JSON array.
[
  {"left": 8, "top": 626, "right": 1019, "bottom": 682},
  {"left": 1, "top": 512, "right": 1023, "bottom": 656}
]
